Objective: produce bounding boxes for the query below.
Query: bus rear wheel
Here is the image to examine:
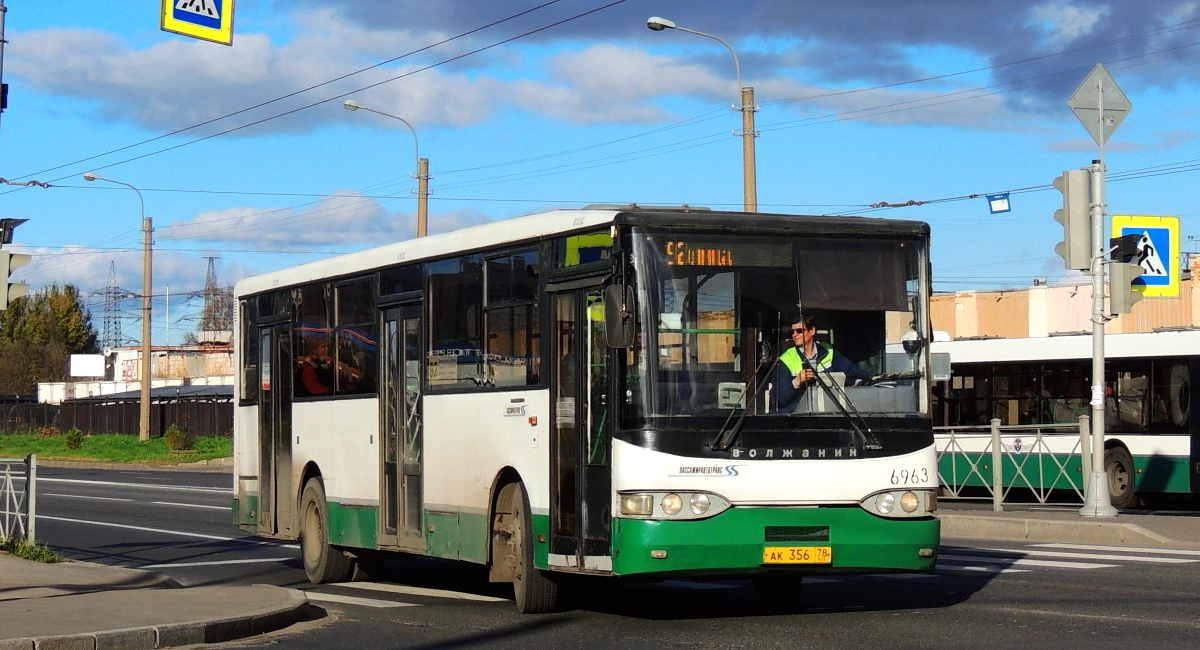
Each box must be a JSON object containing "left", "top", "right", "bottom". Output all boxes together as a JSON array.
[
  {"left": 507, "top": 482, "right": 558, "bottom": 613},
  {"left": 300, "top": 478, "right": 356, "bottom": 584},
  {"left": 1104, "top": 446, "right": 1138, "bottom": 510}
]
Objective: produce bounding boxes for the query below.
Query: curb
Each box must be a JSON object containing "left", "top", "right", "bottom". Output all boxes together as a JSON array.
[
  {"left": 0, "top": 587, "right": 310, "bottom": 650},
  {"left": 940, "top": 514, "right": 1173, "bottom": 546},
  {"left": 34, "top": 458, "right": 232, "bottom": 473}
]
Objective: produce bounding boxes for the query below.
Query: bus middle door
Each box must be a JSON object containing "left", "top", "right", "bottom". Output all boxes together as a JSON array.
[
  {"left": 380, "top": 303, "right": 424, "bottom": 552},
  {"left": 550, "top": 286, "right": 612, "bottom": 571}
]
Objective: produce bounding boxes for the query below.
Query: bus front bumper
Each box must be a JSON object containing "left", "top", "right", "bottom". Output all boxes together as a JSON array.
[{"left": 610, "top": 506, "right": 939, "bottom": 578}]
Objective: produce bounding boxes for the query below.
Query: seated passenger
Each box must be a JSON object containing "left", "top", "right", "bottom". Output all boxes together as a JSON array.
[{"left": 773, "top": 313, "right": 871, "bottom": 412}]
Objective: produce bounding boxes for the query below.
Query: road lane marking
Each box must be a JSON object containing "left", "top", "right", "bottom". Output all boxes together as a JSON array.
[
  {"left": 937, "top": 553, "right": 1116, "bottom": 570},
  {"left": 150, "top": 501, "right": 229, "bottom": 510},
  {"left": 936, "top": 563, "right": 1030, "bottom": 574},
  {"left": 142, "top": 557, "right": 295, "bottom": 569},
  {"left": 37, "top": 514, "right": 298, "bottom": 549},
  {"left": 1032, "top": 543, "right": 1200, "bottom": 557},
  {"left": 43, "top": 493, "right": 133, "bottom": 503},
  {"left": 39, "top": 477, "right": 232, "bottom": 494},
  {"left": 305, "top": 592, "right": 418, "bottom": 608},
  {"left": 984, "top": 547, "right": 1197, "bottom": 564},
  {"left": 330, "top": 581, "right": 508, "bottom": 602}
]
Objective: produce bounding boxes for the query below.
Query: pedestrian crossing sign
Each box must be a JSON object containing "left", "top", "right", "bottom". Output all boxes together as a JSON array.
[
  {"left": 1111, "top": 215, "right": 1179, "bottom": 298},
  {"left": 161, "top": 0, "right": 235, "bottom": 46}
]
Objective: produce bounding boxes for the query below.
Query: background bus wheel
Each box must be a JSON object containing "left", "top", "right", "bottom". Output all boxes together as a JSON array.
[
  {"left": 510, "top": 482, "right": 558, "bottom": 613},
  {"left": 1104, "top": 447, "right": 1138, "bottom": 510},
  {"left": 753, "top": 575, "right": 803, "bottom": 608},
  {"left": 300, "top": 478, "right": 356, "bottom": 584}
]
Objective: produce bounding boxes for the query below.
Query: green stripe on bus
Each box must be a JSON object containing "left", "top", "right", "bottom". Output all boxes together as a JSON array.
[
  {"left": 327, "top": 502, "right": 378, "bottom": 549},
  {"left": 612, "top": 507, "right": 938, "bottom": 576},
  {"left": 938, "top": 452, "right": 1191, "bottom": 494}
]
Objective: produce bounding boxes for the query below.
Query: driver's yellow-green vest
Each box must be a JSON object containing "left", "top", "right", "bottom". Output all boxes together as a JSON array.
[{"left": 780, "top": 344, "right": 833, "bottom": 376}]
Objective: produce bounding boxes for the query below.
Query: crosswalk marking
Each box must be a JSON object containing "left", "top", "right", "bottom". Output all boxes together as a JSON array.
[
  {"left": 983, "top": 547, "right": 1198, "bottom": 564},
  {"left": 1032, "top": 543, "right": 1200, "bottom": 557},
  {"left": 305, "top": 592, "right": 418, "bottom": 609},
  {"left": 936, "top": 563, "right": 1029, "bottom": 575},
  {"left": 329, "top": 581, "right": 508, "bottom": 602}
]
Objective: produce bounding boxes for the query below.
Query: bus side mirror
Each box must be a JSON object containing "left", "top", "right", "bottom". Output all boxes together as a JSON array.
[{"left": 604, "top": 285, "right": 636, "bottom": 348}]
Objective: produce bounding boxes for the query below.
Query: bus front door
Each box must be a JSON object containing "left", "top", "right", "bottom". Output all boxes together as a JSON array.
[
  {"left": 380, "top": 304, "right": 424, "bottom": 552},
  {"left": 550, "top": 287, "right": 612, "bottom": 571},
  {"left": 258, "top": 322, "right": 294, "bottom": 537}
]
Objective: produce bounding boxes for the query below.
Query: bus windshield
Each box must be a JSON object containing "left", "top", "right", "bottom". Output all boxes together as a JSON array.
[{"left": 625, "top": 228, "right": 930, "bottom": 425}]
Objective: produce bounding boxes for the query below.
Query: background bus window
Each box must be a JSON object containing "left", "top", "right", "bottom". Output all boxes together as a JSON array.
[
  {"left": 336, "top": 278, "right": 378, "bottom": 396},
  {"left": 485, "top": 251, "right": 541, "bottom": 387},
  {"left": 1151, "top": 360, "right": 1190, "bottom": 432},
  {"left": 1107, "top": 363, "right": 1149, "bottom": 431},
  {"left": 240, "top": 299, "right": 258, "bottom": 402},
  {"left": 294, "top": 283, "right": 332, "bottom": 398},
  {"left": 428, "top": 255, "right": 484, "bottom": 389}
]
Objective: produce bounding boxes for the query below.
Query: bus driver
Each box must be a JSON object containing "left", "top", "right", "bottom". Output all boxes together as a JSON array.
[{"left": 774, "top": 313, "right": 871, "bottom": 412}]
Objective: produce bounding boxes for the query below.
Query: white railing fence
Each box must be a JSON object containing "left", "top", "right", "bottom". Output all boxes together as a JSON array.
[
  {"left": 0, "top": 454, "right": 36, "bottom": 543},
  {"left": 936, "top": 417, "right": 1089, "bottom": 511}
]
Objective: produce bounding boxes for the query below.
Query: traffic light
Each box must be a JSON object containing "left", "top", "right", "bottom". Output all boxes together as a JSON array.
[
  {"left": 0, "top": 250, "right": 31, "bottom": 311},
  {"left": 1109, "top": 261, "right": 1144, "bottom": 314},
  {"left": 1053, "top": 169, "right": 1092, "bottom": 271}
]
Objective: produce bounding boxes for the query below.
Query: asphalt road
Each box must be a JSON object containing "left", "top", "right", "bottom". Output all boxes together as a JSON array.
[{"left": 32, "top": 467, "right": 1200, "bottom": 649}]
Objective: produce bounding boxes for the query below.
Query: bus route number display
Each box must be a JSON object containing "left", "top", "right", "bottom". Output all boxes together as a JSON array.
[{"left": 663, "top": 240, "right": 791, "bottom": 267}]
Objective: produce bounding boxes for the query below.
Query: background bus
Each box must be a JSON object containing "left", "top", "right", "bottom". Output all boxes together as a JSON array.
[
  {"left": 232, "top": 206, "right": 941, "bottom": 613},
  {"left": 933, "top": 330, "right": 1200, "bottom": 508}
]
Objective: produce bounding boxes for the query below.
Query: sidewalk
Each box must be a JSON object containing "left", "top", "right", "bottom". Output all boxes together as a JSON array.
[
  {"left": 0, "top": 553, "right": 309, "bottom": 650},
  {"left": 939, "top": 503, "right": 1200, "bottom": 549}
]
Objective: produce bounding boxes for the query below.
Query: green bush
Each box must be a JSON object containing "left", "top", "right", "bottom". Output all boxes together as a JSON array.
[
  {"left": 164, "top": 423, "right": 196, "bottom": 451},
  {"left": 64, "top": 427, "right": 85, "bottom": 450},
  {"left": 0, "top": 535, "right": 63, "bottom": 563}
]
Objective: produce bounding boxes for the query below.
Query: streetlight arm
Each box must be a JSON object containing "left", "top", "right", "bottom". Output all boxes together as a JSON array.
[
  {"left": 84, "top": 173, "right": 145, "bottom": 220},
  {"left": 672, "top": 25, "right": 742, "bottom": 92},
  {"left": 343, "top": 101, "right": 419, "bottom": 169}
]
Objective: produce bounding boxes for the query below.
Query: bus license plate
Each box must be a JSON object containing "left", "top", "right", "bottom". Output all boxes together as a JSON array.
[{"left": 763, "top": 546, "right": 832, "bottom": 564}]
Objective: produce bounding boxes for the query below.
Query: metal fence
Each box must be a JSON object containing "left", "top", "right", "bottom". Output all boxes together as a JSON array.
[
  {"left": 0, "top": 455, "right": 36, "bottom": 543},
  {"left": 936, "top": 417, "right": 1090, "bottom": 510},
  {"left": 0, "top": 396, "right": 232, "bottom": 438}
]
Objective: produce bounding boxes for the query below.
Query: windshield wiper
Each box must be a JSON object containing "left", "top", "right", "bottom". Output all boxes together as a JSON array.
[
  {"left": 802, "top": 357, "right": 882, "bottom": 451},
  {"left": 710, "top": 345, "right": 779, "bottom": 452}
]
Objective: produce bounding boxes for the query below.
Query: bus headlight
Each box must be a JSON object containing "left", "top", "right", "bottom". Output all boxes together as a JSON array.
[
  {"left": 878, "top": 493, "right": 896, "bottom": 514},
  {"left": 620, "top": 494, "right": 653, "bottom": 517},
  {"left": 661, "top": 493, "right": 683, "bottom": 515},
  {"left": 617, "top": 491, "right": 730, "bottom": 520},
  {"left": 860, "top": 489, "right": 936, "bottom": 519}
]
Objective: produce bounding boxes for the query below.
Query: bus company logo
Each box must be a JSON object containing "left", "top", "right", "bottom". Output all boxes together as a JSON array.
[
  {"left": 672, "top": 465, "right": 742, "bottom": 477},
  {"left": 1012, "top": 438, "right": 1023, "bottom": 453}
]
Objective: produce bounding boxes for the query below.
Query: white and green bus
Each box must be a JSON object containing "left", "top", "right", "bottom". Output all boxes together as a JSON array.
[
  {"left": 933, "top": 331, "right": 1200, "bottom": 509},
  {"left": 232, "top": 206, "right": 940, "bottom": 612}
]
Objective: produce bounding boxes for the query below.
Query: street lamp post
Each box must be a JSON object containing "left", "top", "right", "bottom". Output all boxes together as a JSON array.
[
  {"left": 83, "top": 172, "right": 153, "bottom": 442},
  {"left": 343, "top": 100, "right": 430, "bottom": 237},
  {"left": 648, "top": 16, "right": 757, "bottom": 213}
]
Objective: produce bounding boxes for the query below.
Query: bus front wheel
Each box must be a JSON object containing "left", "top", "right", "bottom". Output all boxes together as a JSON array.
[
  {"left": 300, "top": 478, "right": 356, "bottom": 584},
  {"left": 508, "top": 482, "right": 558, "bottom": 613},
  {"left": 1104, "top": 446, "right": 1138, "bottom": 510}
]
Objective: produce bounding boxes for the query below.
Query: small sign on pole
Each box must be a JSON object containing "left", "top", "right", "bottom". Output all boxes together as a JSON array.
[
  {"left": 161, "top": 0, "right": 235, "bottom": 46},
  {"left": 986, "top": 193, "right": 1011, "bottom": 214}
]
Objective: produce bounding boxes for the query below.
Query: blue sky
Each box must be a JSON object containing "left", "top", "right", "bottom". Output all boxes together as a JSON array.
[{"left": 3, "top": 1, "right": 1200, "bottom": 345}]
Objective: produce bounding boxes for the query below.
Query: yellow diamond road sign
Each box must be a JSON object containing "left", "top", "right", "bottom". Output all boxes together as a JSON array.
[{"left": 161, "top": 0, "right": 235, "bottom": 46}]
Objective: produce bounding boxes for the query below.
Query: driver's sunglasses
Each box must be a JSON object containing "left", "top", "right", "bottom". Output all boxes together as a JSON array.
[{"left": 790, "top": 327, "right": 810, "bottom": 334}]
